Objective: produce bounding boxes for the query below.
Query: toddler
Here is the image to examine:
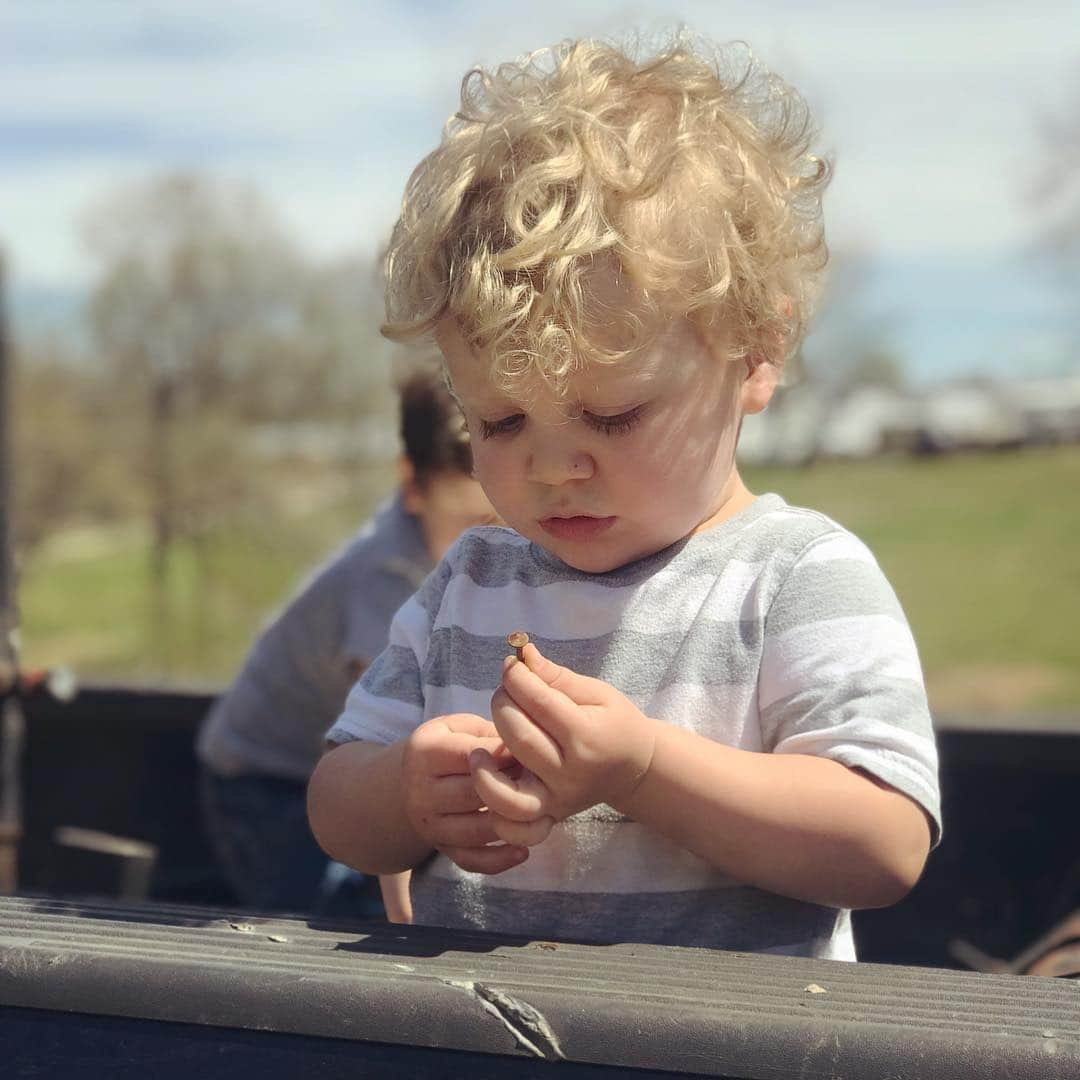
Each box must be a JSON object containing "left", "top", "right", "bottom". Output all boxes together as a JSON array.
[{"left": 308, "top": 33, "right": 939, "bottom": 958}]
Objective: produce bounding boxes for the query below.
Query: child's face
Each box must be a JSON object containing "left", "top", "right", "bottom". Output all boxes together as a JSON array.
[
  {"left": 402, "top": 467, "right": 499, "bottom": 564},
  {"left": 437, "top": 315, "right": 774, "bottom": 574}
]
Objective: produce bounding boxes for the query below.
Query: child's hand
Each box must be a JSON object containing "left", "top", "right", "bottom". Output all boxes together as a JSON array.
[
  {"left": 401, "top": 714, "right": 528, "bottom": 874},
  {"left": 470, "top": 644, "right": 658, "bottom": 844}
]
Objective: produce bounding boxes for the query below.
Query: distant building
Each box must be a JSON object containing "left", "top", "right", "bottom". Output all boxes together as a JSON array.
[
  {"left": 918, "top": 381, "right": 1026, "bottom": 453},
  {"left": 818, "top": 386, "right": 922, "bottom": 459},
  {"left": 1007, "top": 375, "right": 1080, "bottom": 445},
  {"left": 739, "top": 369, "right": 1080, "bottom": 467},
  {"left": 739, "top": 383, "right": 830, "bottom": 466}
]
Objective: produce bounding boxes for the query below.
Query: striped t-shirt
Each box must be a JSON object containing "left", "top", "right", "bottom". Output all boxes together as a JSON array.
[{"left": 328, "top": 494, "right": 941, "bottom": 959}]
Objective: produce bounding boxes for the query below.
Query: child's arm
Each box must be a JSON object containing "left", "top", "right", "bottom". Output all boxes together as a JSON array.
[
  {"left": 612, "top": 724, "right": 930, "bottom": 910},
  {"left": 470, "top": 645, "right": 930, "bottom": 911},
  {"left": 309, "top": 738, "right": 427, "bottom": 874},
  {"left": 308, "top": 715, "right": 528, "bottom": 876}
]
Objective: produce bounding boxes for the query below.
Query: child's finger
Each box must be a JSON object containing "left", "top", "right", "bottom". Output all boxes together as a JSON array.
[
  {"left": 441, "top": 842, "right": 529, "bottom": 876},
  {"left": 411, "top": 725, "right": 507, "bottom": 777},
  {"left": 469, "top": 747, "right": 549, "bottom": 821},
  {"left": 490, "top": 684, "right": 562, "bottom": 777},
  {"left": 426, "top": 809, "right": 501, "bottom": 849},
  {"left": 441, "top": 713, "right": 500, "bottom": 737},
  {"left": 428, "top": 773, "right": 489, "bottom": 814},
  {"left": 485, "top": 739, "right": 519, "bottom": 770},
  {"left": 491, "top": 812, "right": 555, "bottom": 848},
  {"left": 500, "top": 656, "right": 585, "bottom": 751},
  {"left": 519, "top": 643, "right": 607, "bottom": 705}
]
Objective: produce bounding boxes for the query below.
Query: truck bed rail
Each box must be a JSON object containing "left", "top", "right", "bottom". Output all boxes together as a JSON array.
[{"left": 1, "top": 895, "right": 1076, "bottom": 1078}]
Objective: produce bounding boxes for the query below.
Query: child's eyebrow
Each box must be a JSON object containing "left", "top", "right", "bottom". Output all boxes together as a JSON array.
[
  {"left": 580, "top": 393, "right": 650, "bottom": 411},
  {"left": 460, "top": 364, "right": 662, "bottom": 417},
  {"left": 443, "top": 378, "right": 516, "bottom": 414},
  {"left": 578, "top": 373, "right": 664, "bottom": 412},
  {"left": 470, "top": 394, "right": 525, "bottom": 415}
]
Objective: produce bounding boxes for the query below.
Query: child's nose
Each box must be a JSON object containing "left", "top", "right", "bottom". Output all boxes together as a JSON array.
[{"left": 526, "top": 440, "right": 595, "bottom": 485}]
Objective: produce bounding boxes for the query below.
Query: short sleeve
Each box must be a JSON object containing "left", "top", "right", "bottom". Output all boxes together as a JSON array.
[
  {"left": 326, "top": 554, "right": 455, "bottom": 747},
  {"left": 758, "top": 529, "right": 942, "bottom": 845}
]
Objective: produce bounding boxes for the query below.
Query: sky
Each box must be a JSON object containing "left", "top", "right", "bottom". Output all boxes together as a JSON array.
[{"left": 2, "top": 1, "right": 1078, "bottom": 383}]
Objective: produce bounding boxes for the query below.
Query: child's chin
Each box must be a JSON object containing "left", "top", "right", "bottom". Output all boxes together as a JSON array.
[
  {"left": 549, "top": 543, "right": 632, "bottom": 575},
  {"left": 524, "top": 524, "right": 651, "bottom": 574}
]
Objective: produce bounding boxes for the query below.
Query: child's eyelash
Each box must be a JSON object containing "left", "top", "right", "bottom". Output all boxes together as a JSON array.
[
  {"left": 478, "top": 414, "right": 525, "bottom": 439},
  {"left": 478, "top": 404, "right": 647, "bottom": 439},
  {"left": 584, "top": 404, "right": 647, "bottom": 436}
]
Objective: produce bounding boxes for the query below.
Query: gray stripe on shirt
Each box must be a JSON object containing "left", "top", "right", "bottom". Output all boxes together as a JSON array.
[
  {"left": 424, "top": 623, "right": 763, "bottom": 697},
  {"left": 411, "top": 877, "right": 843, "bottom": 955},
  {"left": 760, "top": 677, "right": 933, "bottom": 747},
  {"left": 765, "top": 558, "right": 907, "bottom": 634},
  {"left": 364, "top": 645, "right": 425, "bottom": 708}
]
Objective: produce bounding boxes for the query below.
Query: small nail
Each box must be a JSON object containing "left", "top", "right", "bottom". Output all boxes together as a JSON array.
[{"left": 506, "top": 630, "right": 529, "bottom": 661}]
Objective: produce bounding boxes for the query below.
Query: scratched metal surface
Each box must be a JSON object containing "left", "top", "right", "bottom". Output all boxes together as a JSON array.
[{"left": 1, "top": 895, "right": 1078, "bottom": 1078}]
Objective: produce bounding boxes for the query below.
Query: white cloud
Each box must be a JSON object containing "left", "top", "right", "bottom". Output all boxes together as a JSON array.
[
  {"left": 0, "top": 160, "right": 152, "bottom": 288},
  {"left": 1, "top": 0, "right": 1078, "bottom": 289}
]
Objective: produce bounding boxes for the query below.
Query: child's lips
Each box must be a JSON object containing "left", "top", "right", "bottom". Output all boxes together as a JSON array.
[{"left": 539, "top": 515, "right": 616, "bottom": 541}]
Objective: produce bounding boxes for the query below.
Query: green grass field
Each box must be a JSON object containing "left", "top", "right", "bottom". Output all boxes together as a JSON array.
[
  {"left": 744, "top": 445, "right": 1080, "bottom": 714},
  {"left": 18, "top": 444, "right": 1080, "bottom": 713}
]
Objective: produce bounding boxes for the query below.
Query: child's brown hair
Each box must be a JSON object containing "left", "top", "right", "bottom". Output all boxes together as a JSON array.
[{"left": 397, "top": 365, "right": 471, "bottom": 484}]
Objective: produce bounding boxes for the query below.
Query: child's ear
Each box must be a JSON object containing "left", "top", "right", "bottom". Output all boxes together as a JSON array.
[{"left": 741, "top": 359, "right": 779, "bottom": 415}]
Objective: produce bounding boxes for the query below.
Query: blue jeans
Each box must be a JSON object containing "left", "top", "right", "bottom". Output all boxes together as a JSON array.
[{"left": 199, "top": 767, "right": 383, "bottom": 918}]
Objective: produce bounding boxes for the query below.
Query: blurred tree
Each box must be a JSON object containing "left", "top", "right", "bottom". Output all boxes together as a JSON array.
[
  {"left": 12, "top": 339, "right": 140, "bottom": 557},
  {"left": 241, "top": 255, "right": 396, "bottom": 426},
  {"left": 81, "top": 172, "right": 392, "bottom": 671},
  {"left": 801, "top": 248, "right": 907, "bottom": 392},
  {"left": 1031, "top": 69, "right": 1080, "bottom": 350},
  {"left": 84, "top": 173, "right": 304, "bottom": 664},
  {"left": 844, "top": 348, "right": 906, "bottom": 392}
]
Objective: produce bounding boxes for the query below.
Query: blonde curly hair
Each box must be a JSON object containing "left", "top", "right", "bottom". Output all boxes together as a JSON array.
[{"left": 383, "top": 33, "right": 830, "bottom": 394}]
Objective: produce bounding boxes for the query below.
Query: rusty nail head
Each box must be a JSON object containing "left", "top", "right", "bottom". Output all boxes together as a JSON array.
[{"left": 507, "top": 631, "right": 529, "bottom": 661}]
